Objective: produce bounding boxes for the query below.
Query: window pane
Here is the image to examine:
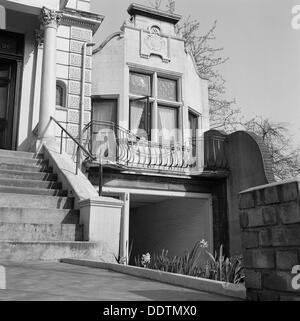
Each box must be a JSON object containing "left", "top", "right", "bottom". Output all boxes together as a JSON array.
[
  {"left": 0, "top": 85, "right": 8, "bottom": 118},
  {"left": 93, "top": 99, "right": 117, "bottom": 123},
  {"left": 158, "top": 106, "right": 178, "bottom": 141},
  {"left": 188, "top": 112, "right": 198, "bottom": 135},
  {"left": 188, "top": 112, "right": 198, "bottom": 156},
  {"left": 130, "top": 100, "right": 148, "bottom": 138},
  {"left": 129, "top": 72, "right": 151, "bottom": 96},
  {"left": 56, "top": 85, "right": 63, "bottom": 106},
  {"left": 157, "top": 77, "right": 177, "bottom": 101}
]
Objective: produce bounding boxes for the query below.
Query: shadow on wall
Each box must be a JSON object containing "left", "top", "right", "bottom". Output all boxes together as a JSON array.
[{"left": 205, "top": 129, "right": 275, "bottom": 256}]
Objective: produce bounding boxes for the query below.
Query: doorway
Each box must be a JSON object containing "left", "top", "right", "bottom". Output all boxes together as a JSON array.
[{"left": 0, "top": 58, "right": 17, "bottom": 150}]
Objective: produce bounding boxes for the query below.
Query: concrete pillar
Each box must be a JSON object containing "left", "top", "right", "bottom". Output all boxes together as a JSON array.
[
  {"left": 120, "top": 192, "right": 130, "bottom": 263},
  {"left": 79, "top": 197, "right": 123, "bottom": 261},
  {"left": 37, "top": 7, "right": 62, "bottom": 149}
]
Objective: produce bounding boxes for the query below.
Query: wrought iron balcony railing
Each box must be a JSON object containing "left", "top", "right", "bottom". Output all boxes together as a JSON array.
[{"left": 82, "top": 121, "right": 204, "bottom": 175}]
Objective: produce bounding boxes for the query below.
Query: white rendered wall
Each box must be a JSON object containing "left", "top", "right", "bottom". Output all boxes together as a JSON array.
[
  {"left": 92, "top": 24, "right": 210, "bottom": 136},
  {"left": 130, "top": 198, "right": 213, "bottom": 260}
]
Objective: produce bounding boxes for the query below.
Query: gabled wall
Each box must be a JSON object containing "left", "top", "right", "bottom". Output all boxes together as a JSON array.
[{"left": 92, "top": 5, "right": 209, "bottom": 138}]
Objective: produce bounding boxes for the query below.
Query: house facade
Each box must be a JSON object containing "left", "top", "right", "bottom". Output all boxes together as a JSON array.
[
  {"left": 0, "top": 0, "right": 102, "bottom": 153},
  {"left": 0, "top": 1, "right": 274, "bottom": 262},
  {"left": 89, "top": 4, "right": 275, "bottom": 261},
  {"left": 90, "top": 4, "right": 216, "bottom": 261}
]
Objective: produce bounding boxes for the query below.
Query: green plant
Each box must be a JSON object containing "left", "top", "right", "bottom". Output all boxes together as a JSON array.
[
  {"left": 204, "top": 244, "right": 244, "bottom": 283},
  {"left": 134, "top": 241, "right": 244, "bottom": 284},
  {"left": 113, "top": 240, "right": 133, "bottom": 265}
]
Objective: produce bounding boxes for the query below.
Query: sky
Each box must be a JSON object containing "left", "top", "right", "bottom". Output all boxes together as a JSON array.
[{"left": 91, "top": 0, "right": 300, "bottom": 145}]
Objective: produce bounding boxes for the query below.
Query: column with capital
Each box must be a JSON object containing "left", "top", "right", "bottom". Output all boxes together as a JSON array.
[{"left": 37, "top": 7, "right": 62, "bottom": 150}]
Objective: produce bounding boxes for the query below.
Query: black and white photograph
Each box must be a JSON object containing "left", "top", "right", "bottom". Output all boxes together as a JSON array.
[{"left": 0, "top": 0, "right": 299, "bottom": 310}]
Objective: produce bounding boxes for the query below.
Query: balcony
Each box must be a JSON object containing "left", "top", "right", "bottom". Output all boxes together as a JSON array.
[
  {"left": 80, "top": 121, "right": 229, "bottom": 177},
  {"left": 82, "top": 121, "right": 204, "bottom": 175}
]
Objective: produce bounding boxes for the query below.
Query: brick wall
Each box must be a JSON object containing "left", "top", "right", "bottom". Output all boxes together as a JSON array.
[{"left": 239, "top": 179, "right": 300, "bottom": 301}]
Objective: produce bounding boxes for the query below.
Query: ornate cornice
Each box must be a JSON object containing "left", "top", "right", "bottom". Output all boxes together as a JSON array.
[
  {"left": 40, "top": 7, "right": 63, "bottom": 28},
  {"left": 61, "top": 9, "right": 104, "bottom": 34}
]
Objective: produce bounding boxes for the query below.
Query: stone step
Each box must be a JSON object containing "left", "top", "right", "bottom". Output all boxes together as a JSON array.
[
  {"left": 0, "top": 193, "right": 74, "bottom": 209},
  {"left": 0, "top": 223, "right": 83, "bottom": 242},
  {"left": 0, "top": 186, "right": 67, "bottom": 196},
  {"left": 0, "top": 149, "right": 41, "bottom": 159},
  {"left": 0, "top": 178, "right": 61, "bottom": 190},
  {"left": 0, "top": 169, "right": 57, "bottom": 181},
  {"left": 0, "top": 163, "right": 52, "bottom": 173},
  {"left": 0, "top": 155, "right": 48, "bottom": 167},
  {"left": 0, "top": 207, "right": 79, "bottom": 225},
  {"left": 0, "top": 241, "right": 104, "bottom": 261}
]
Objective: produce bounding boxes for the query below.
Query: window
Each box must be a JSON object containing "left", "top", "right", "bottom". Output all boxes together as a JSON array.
[
  {"left": 188, "top": 111, "right": 199, "bottom": 157},
  {"left": 129, "top": 72, "right": 151, "bottom": 96},
  {"left": 56, "top": 81, "right": 66, "bottom": 107},
  {"left": 129, "top": 71, "right": 180, "bottom": 142},
  {"left": 129, "top": 72, "right": 152, "bottom": 139},
  {"left": 157, "top": 77, "right": 177, "bottom": 102},
  {"left": 93, "top": 98, "right": 117, "bottom": 124},
  {"left": 92, "top": 98, "right": 118, "bottom": 160},
  {"left": 158, "top": 105, "right": 178, "bottom": 142},
  {"left": 130, "top": 98, "right": 151, "bottom": 139}
]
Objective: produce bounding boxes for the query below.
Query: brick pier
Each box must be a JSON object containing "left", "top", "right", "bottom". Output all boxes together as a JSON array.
[{"left": 239, "top": 179, "right": 300, "bottom": 301}]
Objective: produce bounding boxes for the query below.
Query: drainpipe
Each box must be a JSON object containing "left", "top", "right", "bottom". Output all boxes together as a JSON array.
[{"left": 77, "top": 41, "right": 95, "bottom": 174}]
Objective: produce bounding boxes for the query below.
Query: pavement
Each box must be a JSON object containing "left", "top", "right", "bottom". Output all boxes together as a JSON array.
[{"left": 0, "top": 260, "right": 237, "bottom": 301}]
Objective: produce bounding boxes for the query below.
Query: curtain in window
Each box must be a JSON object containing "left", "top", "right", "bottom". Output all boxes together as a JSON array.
[
  {"left": 92, "top": 99, "right": 117, "bottom": 161},
  {"left": 158, "top": 106, "right": 177, "bottom": 142},
  {"left": 93, "top": 100, "right": 116, "bottom": 123},
  {"left": 130, "top": 101, "right": 145, "bottom": 135}
]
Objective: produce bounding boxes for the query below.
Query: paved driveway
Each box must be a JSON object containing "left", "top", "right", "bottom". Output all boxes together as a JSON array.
[{"left": 0, "top": 261, "right": 237, "bottom": 301}]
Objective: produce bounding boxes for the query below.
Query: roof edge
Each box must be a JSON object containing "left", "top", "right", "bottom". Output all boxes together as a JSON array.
[{"left": 127, "top": 3, "right": 182, "bottom": 25}]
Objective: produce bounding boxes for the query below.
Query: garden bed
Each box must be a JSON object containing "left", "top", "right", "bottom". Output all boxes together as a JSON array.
[{"left": 61, "top": 258, "right": 246, "bottom": 300}]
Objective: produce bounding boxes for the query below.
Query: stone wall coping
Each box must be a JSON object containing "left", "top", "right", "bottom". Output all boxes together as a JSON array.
[
  {"left": 43, "top": 140, "right": 99, "bottom": 203},
  {"left": 61, "top": 258, "right": 246, "bottom": 300},
  {"left": 79, "top": 197, "right": 123, "bottom": 208},
  {"left": 239, "top": 178, "right": 300, "bottom": 195}
]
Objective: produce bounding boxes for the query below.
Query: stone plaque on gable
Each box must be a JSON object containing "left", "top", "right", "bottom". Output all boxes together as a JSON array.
[{"left": 140, "top": 30, "right": 170, "bottom": 63}]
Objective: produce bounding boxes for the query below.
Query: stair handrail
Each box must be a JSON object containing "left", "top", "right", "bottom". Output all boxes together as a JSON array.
[{"left": 50, "top": 116, "right": 96, "bottom": 174}]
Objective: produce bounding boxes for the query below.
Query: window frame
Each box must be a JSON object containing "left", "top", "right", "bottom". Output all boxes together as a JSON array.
[
  {"left": 56, "top": 80, "right": 66, "bottom": 108},
  {"left": 129, "top": 69, "right": 182, "bottom": 137},
  {"left": 129, "top": 96, "right": 152, "bottom": 140}
]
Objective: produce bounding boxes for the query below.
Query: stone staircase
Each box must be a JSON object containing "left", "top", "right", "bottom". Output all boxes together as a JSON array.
[{"left": 0, "top": 149, "right": 101, "bottom": 261}]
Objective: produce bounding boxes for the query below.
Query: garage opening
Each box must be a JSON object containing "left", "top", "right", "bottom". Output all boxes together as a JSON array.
[{"left": 129, "top": 193, "right": 213, "bottom": 264}]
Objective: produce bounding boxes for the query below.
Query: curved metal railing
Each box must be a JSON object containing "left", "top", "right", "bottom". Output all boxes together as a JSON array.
[{"left": 82, "top": 120, "right": 200, "bottom": 174}]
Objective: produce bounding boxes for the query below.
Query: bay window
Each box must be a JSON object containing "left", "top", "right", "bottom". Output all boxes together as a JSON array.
[{"left": 129, "top": 70, "right": 181, "bottom": 143}]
